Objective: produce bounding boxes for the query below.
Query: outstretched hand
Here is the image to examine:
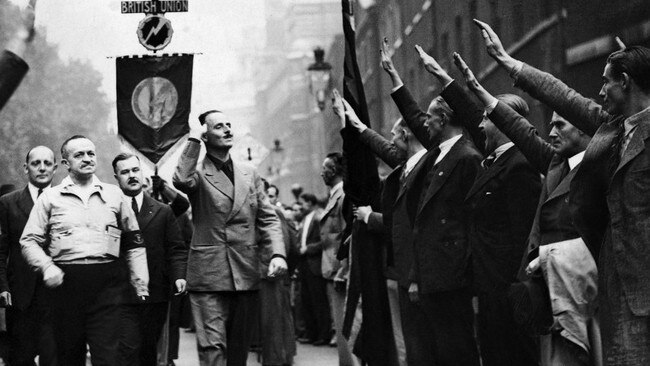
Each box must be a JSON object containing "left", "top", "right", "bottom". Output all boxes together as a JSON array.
[
  {"left": 453, "top": 53, "right": 494, "bottom": 106},
  {"left": 331, "top": 89, "right": 346, "bottom": 129},
  {"left": 414, "top": 44, "right": 453, "bottom": 86},
  {"left": 21, "top": 0, "right": 36, "bottom": 42},
  {"left": 380, "top": 37, "right": 403, "bottom": 88},
  {"left": 380, "top": 37, "right": 396, "bottom": 74},
  {"left": 341, "top": 97, "right": 367, "bottom": 133},
  {"left": 473, "top": 19, "right": 508, "bottom": 61}
]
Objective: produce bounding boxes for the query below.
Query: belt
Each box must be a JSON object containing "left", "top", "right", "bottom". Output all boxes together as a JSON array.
[{"left": 56, "top": 258, "right": 115, "bottom": 265}]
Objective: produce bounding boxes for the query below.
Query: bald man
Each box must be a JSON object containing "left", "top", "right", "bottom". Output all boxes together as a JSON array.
[{"left": 0, "top": 146, "right": 57, "bottom": 366}]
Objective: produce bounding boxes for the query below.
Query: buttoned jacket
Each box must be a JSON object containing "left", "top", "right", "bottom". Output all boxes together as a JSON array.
[{"left": 173, "top": 140, "right": 285, "bottom": 292}]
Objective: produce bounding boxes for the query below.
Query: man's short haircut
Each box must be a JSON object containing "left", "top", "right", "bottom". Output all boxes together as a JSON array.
[
  {"left": 431, "top": 96, "right": 460, "bottom": 126},
  {"left": 299, "top": 192, "right": 318, "bottom": 206},
  {"left": 198, "top": 110, "right": 222, "bottom": 125},
  {"left": 25, "top": 146, "right": 56, "bottom": 164},
  {"left": 496, "top": 94, "right": 530, "bottom": 117},
  {"left": 60, "top": 135, "right": 89, "bottom": 160},
  {"left": 325, "top": 152, "right": 345, "bottom": 177},
  {"left": 607, "top": 46, "right": 650, "bottom": 93},
  {"left": 111, "top": 153, "right": 139, "bottom": 172}
]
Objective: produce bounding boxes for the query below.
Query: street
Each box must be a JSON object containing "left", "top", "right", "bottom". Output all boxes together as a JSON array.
[{"left": 174, "top": 330, "right": 338, "bottom": 366}]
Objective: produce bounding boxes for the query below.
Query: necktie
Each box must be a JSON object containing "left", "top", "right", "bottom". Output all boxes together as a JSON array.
[
  {"left": 482, "top": 154, "right": 496, "bottom": 169},
  {"left": 37, "top": 188, "right": 43, "bottom": 197},
  {"left": 131, "top": 197, "right": 139, "bottom": 215}
]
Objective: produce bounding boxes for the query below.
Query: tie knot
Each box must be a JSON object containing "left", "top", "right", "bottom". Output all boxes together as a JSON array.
[{"left": 482, "top": 154, "right": 496, "bottom": 169}]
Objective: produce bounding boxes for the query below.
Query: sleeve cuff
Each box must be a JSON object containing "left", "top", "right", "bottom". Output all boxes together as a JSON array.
[
  {"left": 188, "top": 137, "right": 200, "bottom": 143},
  {"left": 391, "top": 83, "right": 404, "bottom": 94},
  {"left": 485, "top": 98, "right": 499, "bottom": 114},
  {"left": 442, "top": 78, "right": 454, "bottom": 90},
  {"left": 271, "top": 253, "right": 286, "bottom": 261}
]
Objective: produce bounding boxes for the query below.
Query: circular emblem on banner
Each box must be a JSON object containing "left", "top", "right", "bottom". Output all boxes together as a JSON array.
[
  {"left": 137, "top": 14, "right": 173, "bottom": 51},
  {"left": 131, "top": 77, "right": 178, "bottom": 129}
]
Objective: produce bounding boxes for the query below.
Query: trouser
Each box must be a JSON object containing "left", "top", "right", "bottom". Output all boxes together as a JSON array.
[
  {"left": 326, "top": 281, "right": 357, "bottom": 366},
  {"left": 398, "top": 286, "right": 480, "bottom": 366},
  {"left": 6, "top": 282, "right": 56, "bottom": 366},
  {"left": 167, "top": 293, "right": 183, "bottom": 360},
  {"left": 48, "top": 261, "right": 124, "bottom": 366},
  {"left": 477, "top": 289, "right": 539, "bottom": 366},
  {"left": 386, "top": 279, "right": 406, "bottom": 366},
  {"left": 118, "top": 301, "right": 168, "bottom": 366},
  {"left": 190, "top": 291, "right": 259, "bottom": 366},
  {"left": 540, "top": 330, "right": 595, "bottom": 366},
  {"left": 299, "top": 262, "right": 331, "bottom": 342}
]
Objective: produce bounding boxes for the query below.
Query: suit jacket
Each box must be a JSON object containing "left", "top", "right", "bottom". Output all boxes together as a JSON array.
[
  {"left": 0, "top": 187, "right": 38, "bottom": 310},
  {"left": 122, "top": 193, "right": 187, "bottom": 303},
  {"left": 300, "top": 212, "right": 323, "bottom": 276},
  {"left": 173, "top": 140, "right": 285, "bottom": 292},
  {"left": 513, "top": 63, "right": 650, "bottom": 315},
  {"left": 487, "top": 102, "right": 586, "bottom": 276},
  {"left": 441, "top": 81, "right": 541, "bottom": 292},
  {"left": 0, "top": 50, "right": 28, "bottom": 111},
  {"left": 392, "top": 86, "right": 483, "bottom": 294},
  {"left": 319, "top": 183, "right": 347, "bottom": 281},
  {"left": 359, "top": 128, "right": 412, "bottom": 284}
]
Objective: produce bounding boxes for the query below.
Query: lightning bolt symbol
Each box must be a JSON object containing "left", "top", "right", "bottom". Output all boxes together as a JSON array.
[{"left": 145, "top": 19, "right": 166, "bottom": 42}]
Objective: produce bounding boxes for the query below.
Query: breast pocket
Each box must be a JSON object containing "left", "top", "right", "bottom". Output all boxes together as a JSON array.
[{"left": 105, "top": 226, "right": 121, "bottom": 257}]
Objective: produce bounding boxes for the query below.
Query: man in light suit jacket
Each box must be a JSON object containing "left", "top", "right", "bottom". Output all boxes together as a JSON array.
[
  {"left": 113, "top": 153, "right": 188, "bottom": 366},
  {"left": 173, "top": 110, "right": 287, "bottom": 366},
  {"left": 0, "top": 146, "right": 57, "bottom": 366},
  {"left": 318, "top": 152, "right": 355, "bottom": 365},
  {"left": 473, "top": 20, "right": 650, "bottom": 365}
]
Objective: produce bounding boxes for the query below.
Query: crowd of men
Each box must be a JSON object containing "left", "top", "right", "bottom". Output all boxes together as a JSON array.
[{"left": 1, "top": 2, "right": 650, "bottom": 366}]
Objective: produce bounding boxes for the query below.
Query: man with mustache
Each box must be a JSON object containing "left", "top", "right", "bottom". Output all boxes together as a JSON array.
[
  {"left": 173, "top": 110, "right": 287, "bottom": 366},
  {"left": 0, "top": 146, "right": 57, "bottom": 365},
  {"left": 20, "top": 135, "right": 149, "bottom": 366},
  {"left": 112, "top": 153, "right": 187, "bottom": 366}
]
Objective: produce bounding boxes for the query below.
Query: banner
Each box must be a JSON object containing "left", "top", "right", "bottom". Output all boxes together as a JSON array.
[
  {"left": 340, "top": 1, "right": 392, "bottom": 366},
  {"left": 116, "top": 54, "right": 193, "bottom": 164}
]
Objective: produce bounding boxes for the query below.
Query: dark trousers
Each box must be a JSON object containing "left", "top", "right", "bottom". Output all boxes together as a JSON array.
[
  {"left": 48, "top": 262, "right": 125, "bottom": 366},
  {"left": 298, "top": 262, "right": 331, "bottom": 342},
  {"left": 477, "top": 289, "right": 539, "bottom": 366},
  {"left": 190, "top": 291, "right": 259, "bottom": 366},
  {"left": 398, "top": 286, "right": 480, "bottom": 366},
  {"left": 118, "top": 301, "right": 168, "bottom": 366},
  {"left": 167, "top": 293, "right": 184, "bottom": 360},
  {"left": 6, "top": 283, "right": 56, "bottom": 366}
]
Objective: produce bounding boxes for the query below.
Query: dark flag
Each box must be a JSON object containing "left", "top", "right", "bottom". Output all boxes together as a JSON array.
[
  {"left": 116, "top": 54, "right": 193, "bottom": 164},
  {"left": 339, "top": 1, "right": 393, "bottom": 365}
]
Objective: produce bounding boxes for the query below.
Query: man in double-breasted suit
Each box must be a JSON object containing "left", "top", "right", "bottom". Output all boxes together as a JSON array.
[
  {"left": 113, "top": 153, "right": 188, "bottom": 366},
  {"left": 296, "top": 192, "right": 330, "bottom": 346},
  {"left": 389, "top": 82, "right": 482, "bottom": 365},
  {"left": 474, "top": 22, "right": 650, "bottom": 364},
  {"left": 173, "top": 110, "right": 287, "bottom": 366},
  {"left": 0, "top": 146, "right": 57, "bottom": 366}
]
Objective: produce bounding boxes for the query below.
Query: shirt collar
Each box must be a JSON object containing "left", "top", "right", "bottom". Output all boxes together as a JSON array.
[
  {"left": 207, "top": 154, "right": 232, "bottom": 170},
  {"left": 27, "top": 182, "right": 50, "bottom": 202},
  {"left": 492, "top": 142, "right": 515, "bottom": 162},
  {"left": 329, "top": 181, "right": 343, "bottom": 198},
  {"left": 404, "top": 148, "right": 426, "bottom": 176},
  {"left": 623, "top": 105, "right": 650, "bottom": 136},
  {"left": 568, "top": 151, "right": 585, "bottom": 170},
  {"left": 438, "top": 134, "right": 463, "bottom": 152},
  {"left": 60, "top": 174, "right": 102, "bottom": 187},
  {"left": 133, "top": 191, "right": 144, "bottom": 210}
]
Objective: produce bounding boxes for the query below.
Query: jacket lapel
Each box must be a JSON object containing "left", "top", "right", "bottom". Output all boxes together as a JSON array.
[
  {"left": 417, "top": 139, "right": 464, "bottom": 216},
  {"left": 227, "top": 162, "right": 251, "bottom": 221},
  {"left": 137, "top": 194, "right": 160, "bottom": 231},
  {"left": 465, "top": 148, "right": 515, "bottom": 200},
  {"left": 394, "top": 150, "right": 431, "bottom": 205},
  {"left": 615, "top": 119, "right": 650, "bottom": 176},
  {"left": 545, "top": 163, "right": 579, "bottom": 202},
  {"left": 322, "top": 186, "right": 343, "bottom": 220},
  {"left": 203, "top": 158, "right": 234, "bottom": 200},
  {"left": 17, "top": 187, "right": 33, "bottom": 218}
]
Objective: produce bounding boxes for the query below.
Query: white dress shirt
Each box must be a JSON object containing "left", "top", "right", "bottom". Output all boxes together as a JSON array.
[
  {"left": 434, "top": 134, "right": 463, "bottom": 165},
  {"left": 28, "top": 182, "right": 50, "bottom": 204}
]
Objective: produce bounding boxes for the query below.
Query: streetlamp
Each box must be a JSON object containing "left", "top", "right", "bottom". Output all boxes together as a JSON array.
[{"left": 307, "top": 47, "right": 332, "bottom": 111}]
